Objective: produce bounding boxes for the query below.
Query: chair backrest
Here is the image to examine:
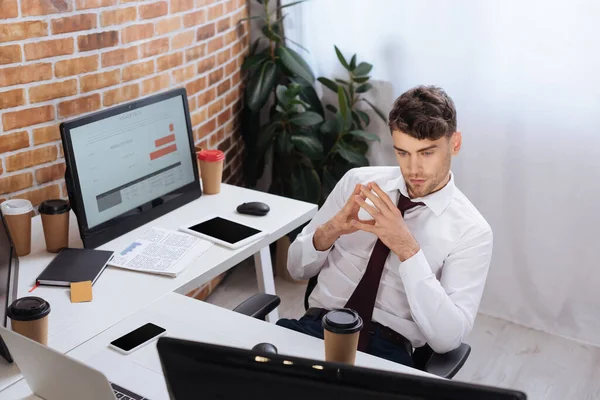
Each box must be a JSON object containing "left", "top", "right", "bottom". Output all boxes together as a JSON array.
[{"left": 303, "top": 274, "right": 319, "bottom": 311}]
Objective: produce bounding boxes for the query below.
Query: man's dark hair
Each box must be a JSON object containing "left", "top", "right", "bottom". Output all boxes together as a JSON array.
[{"left": 388, "top": 85, "right": 457, "bottom": 140}]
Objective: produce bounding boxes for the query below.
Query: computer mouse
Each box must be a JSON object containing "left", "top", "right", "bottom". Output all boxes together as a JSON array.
[
  {"left": 252, "top": 342, "right": 278, "bottom": 354},
  {"left": 237, "top": 202, "right": 270, "bottom": 216}
]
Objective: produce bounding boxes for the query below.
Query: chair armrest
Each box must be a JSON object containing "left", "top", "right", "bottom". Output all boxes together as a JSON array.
[
  {"left": 232, "top": 293, "right": 281, "bottom": 320},
  {"left": 424, "top": 343, "right": 471, "bottom": 379}
]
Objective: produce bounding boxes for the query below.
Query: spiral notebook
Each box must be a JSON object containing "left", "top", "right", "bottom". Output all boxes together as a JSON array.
[{"left": 36, "top": 248, "right": 114, "bottom": 287}]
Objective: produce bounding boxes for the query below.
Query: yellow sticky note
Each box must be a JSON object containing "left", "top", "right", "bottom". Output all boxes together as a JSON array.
[{"left": 70, "top": 281, "right": 93, "bottom": 303}]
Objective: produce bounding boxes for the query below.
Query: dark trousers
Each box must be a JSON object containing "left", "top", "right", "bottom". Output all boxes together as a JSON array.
[{"left": 276, "top": 314, "right": 414, "bottom": 367}]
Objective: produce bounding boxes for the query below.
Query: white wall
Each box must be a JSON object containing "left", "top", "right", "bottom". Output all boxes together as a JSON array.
[{"left": 284, "top": 0, "right": 600, "bottom": 346}]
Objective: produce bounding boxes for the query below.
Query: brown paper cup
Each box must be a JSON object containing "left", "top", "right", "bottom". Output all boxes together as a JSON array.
[
  {"left": 322, "top": 309, "right": 363, "bottom": 365},
  {"left": 199, "top": 159, "right": 224, "bottom": 194},
  {"left": 1, "top": 199, "right": 33, "bottom": 257},
  {"left": 40, "top": 213, "right": 69, "bottom": 253},
  {"left": 11, "top": 316, "right": 49, "bottom": 346}
]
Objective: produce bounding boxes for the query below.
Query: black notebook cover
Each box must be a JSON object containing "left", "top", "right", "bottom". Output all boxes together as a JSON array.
[{"left": 36, "top": 248, "right": 114, "bottom": 287}]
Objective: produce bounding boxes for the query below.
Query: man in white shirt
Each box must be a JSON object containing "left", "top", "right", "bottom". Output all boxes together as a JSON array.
[{"left": 277, "top": 85, "right": 493, "bottom": 367}]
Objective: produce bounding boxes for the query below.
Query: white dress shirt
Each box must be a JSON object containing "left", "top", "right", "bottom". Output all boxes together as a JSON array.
[{"left": 287, "top": 166, "right": 493, "bottom": 353}]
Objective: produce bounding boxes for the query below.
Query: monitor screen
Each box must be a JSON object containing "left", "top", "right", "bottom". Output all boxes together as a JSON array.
[{"left": 61, "top": 88, "right": 201, "bottom": 248}]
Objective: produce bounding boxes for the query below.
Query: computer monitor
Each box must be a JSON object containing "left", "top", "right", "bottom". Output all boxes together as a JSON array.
[
  {"left": 60, "top": 88, "right": 201, "bottom": 248},
  {"left": 0, "top": 211, "right": 20, "bottom": 363},
  {"left": 156, "top": 337, "right": 527, "bottom": 400}
]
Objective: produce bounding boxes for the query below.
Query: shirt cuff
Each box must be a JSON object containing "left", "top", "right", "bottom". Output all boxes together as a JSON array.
[
  {"left": 398, "top": 249, "right": 434, "bottom": 286},
  {"left": 300, "top": 231, "right": 332, "bottom": 266}
]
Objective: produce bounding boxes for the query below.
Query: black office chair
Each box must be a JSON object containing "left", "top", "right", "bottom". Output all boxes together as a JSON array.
[{"left": 232, "top": 275, "right": 471, "bottom": 379}]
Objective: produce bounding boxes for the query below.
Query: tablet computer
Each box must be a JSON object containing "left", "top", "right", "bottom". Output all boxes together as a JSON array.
[{"left": 179, "top": 216, "right": 268, "bottom": 249}]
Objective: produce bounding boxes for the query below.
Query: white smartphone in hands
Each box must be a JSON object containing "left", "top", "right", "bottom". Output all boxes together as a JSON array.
[{"left": 108, "top": 323, "right": 166, "bottom": 355}]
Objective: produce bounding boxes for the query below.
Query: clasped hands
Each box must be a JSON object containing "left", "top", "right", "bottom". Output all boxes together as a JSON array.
[{"left": 313, "top": 182, "right": 420, "bottom": 262}]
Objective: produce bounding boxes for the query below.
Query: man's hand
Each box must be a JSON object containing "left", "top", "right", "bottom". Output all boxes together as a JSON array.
[
  {"left": 351, "top": 182, "right": 421, "bottom": 262},
  {"left": 313, "top": 184, "right": 374, "bottom": 251}
]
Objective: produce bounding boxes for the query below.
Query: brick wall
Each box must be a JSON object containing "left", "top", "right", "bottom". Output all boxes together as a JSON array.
[{"left": 0, "top": 0, "right": 248, "bottom": 206}]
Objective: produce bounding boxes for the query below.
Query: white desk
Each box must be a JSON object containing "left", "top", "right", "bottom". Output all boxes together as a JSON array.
[
  {"left": 0, "top": 184, "right": 317, "bottom": 392},
  {"left": 0, "top": 292, "right": 437, "bottom": 399}
]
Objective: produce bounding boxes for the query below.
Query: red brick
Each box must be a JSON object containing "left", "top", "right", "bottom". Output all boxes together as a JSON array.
[
  {"left": 225, "top": 0, "right": 236, "bottom": 13},
  {"left": 197, "top": 55, "right": 215, "bottom": 74},
  {"left": 216, "top": 47, "right": 230, "bottom": 64},
  {"left": 217, "top": 107, "right": 231, "bottom": 126},
  {"left": 208, "top": 68, "right": 223, "bottom": 85},
  {"left": 58, "top": 94, "right": 100, "bottom": 118},
  {"left": 224, "top": 29, "right": 237, "bottom": 46},
  {"left": 171, "top": 0, "right": 194, "bottom": 13},
  {"left": 217, "top": 78, "right": 231, "bottom": 96},
  {"left": 207, "top": 36, "right": 224, "bottom": 55},
  {"left": 225, "top": 89, "right": 237, "bottom": 106},
  {"left": 0, "top": 131, "right": 29, "bottom": 154},
  {"left": 2, "top": 105, "right": 53, "bottom": 131},
  {"left": 225, "top": 59, "right": 236, "bottom": 76},
  {"left": 172, "top": 64, "right": 195, "bottom": 83},
  {"left": 122, "top": 23, "right": 154, "bottom": 43},
  {"left": 55, "top": 55, "right": 98, "bottom": 77},
  {"left": 24, "top": 38, "right": 73, "bottom": 61},
  {"left": 195, "top": 118, "right": 216, "bottom": 141},
  {"left": 33, "top": 125, "right": 60, "bottom": 145},
  {"left": 139, "top": 1, "right": 167, "bottom": 19},
  {"left": 0, "top": 173, "right": 33, "bottom": 195},
  {"left": 0, "top": 0, "right": 18, "bottom": 19},
  {"left": 122, "top": 60, "right": 154, "bottom": 81},
  {"left": 103, "top": 84, "right": 139, "bottom": 106},
  {"left": 157, "top": 52, "right": 183, "bottom": 72},
  {"left": 196, "top": 23, "right": 215, "bottom": 41},
  {"left": 35, "top": 163, "right": 65, "bottom": 184},
  {"left": 142, "top": 73, "right": 170, "bottom": 95},
  {"left": 183, "top": 9, "right": 206, "bottom": 27},
  {"left": 207, "top": 4, "right": 223, "bottom": 21},
  {"left": 190, "top": 109, "right": 205, "bottom": 127},
  {"left": 0, "top": 88, "right": 24, "bottom": 109},
  {"left": 0, "top": 20, "right": 47, "bottom": 43},
  {"left": 140, "top": 38, "right": 169, "bottom": 58},
  {"left": 101, "top": 46, "right": 138, "bottom": 67},
  {"left": 172, "top": 30, "right": 194, "bottom": 49},
  {"left": 29, "top": 79, "right": 77, "bottom": 103},
  {"left": 12, "top": 184, "right": 60, "bottom": 207},
  {"left": 197, "top": 88, "right": 215, "bottom": 108},
  {"left": 21, "top": 0, "right": 71, "bottom": 16},
  {"left": 231, "top": 70, "right": 241, "bottom": 86},
  {"left": 0, "top": 44, "right": 21, "bottom": 65},
  {"left": 51, "top": 14, "right": 96, "bottom": 34},
  {"left": 80, "top": 70, "right": 120, "bottom": 92},
  {"left": 185, "top": 44, "right": 205, "bottom": 62},
  {"left": 185, "top": 76, "right": 206, "bottom": 95},
  {"left": 217, "top": 17, "right": 230, "bottom": 33},
  {"left": 188, "top": 96, "right": 196, "bottom": 111},
  {"left": 75, "top": 0, "right": 117, "bottom": 10},
  {"left": 78, "top": 31, "right": 118, "bottom": 52},
  {"left": 156, "top": 16, "right": 181, "bottom": 35},
  {"left": 6, "top": 145, "right": 57, "bottom": 172},
  {"left": 101, "top": 7, "right": 136, "bottom": 27},
  {"left": 207, "top": 98, "right": 223, "bottom": 118}
]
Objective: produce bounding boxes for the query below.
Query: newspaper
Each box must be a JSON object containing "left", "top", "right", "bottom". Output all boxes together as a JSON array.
[{"left": 108, "top": 227, "right": 213, "bottom": 277}]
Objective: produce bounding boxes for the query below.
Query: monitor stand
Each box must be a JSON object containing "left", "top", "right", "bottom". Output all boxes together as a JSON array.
[{"left": 0, "top": 336, "right": 12, "bottom": 363}]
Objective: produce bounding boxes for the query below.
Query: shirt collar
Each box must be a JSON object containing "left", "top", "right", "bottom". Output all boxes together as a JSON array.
[{"left": 382, "top": 170, "right": 455, "bottom": 217}]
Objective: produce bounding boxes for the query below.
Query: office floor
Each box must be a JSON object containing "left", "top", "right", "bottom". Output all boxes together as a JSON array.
[{"left": 206, "top": 259, "right": 600, "bottom": 400}]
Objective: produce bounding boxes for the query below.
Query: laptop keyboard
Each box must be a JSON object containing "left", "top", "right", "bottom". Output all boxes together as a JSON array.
[{"left": 111, "top": 382, "right": 148, "bottom": 400}]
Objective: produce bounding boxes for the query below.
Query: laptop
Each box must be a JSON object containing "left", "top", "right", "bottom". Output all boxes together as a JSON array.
[
  {"left": 157, "top": 337, "right": 528, "bottom": 400},
  {"left": 0, "top": 326, "right": 148, "bottom": 400}
]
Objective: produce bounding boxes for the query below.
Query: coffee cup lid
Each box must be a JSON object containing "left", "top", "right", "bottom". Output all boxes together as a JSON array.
[
  {"left": 322, "top": 309, "right": 363, "bottom": 334},
  {"left": 197, "top": 149, "right": 225, "bottom": 162},
  {"left": 7, "top": 297, "right": 51, "bottom": 321},
  {"left": 38, "top": 199, "right": 70, "bottom": 215},
  {"left": 0, "top": 199, "right": 33, "bottom": 216}
]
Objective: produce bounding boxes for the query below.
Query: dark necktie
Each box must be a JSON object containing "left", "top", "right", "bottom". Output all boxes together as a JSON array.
[{"left": 344, "top": 192, "right": 424, "bottom": 352}]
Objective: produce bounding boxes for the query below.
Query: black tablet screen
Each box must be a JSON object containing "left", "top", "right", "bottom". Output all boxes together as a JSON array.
[{"left": 188, "top": 217, "right": 262, "bottom": 244}]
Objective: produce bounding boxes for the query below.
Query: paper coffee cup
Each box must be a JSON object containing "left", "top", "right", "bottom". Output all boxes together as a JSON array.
[
  {"left": 39, "top": 199, "right": 70, "bottom": 253},
  {"left": 322, "top": 309, "right": 363, "bottom": 364},
  {"left": 0, "top": 199, "right": 33, "bottom": 257},
  {"left": 7, "top": 297, "right": 51, "bottom": 345},
  {"left": 198, "top": 150, "right": 225, "bottom": 195}
]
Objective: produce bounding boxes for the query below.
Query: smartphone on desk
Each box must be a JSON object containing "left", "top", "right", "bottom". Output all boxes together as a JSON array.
[{"left": 109, "top": 323, "right": 166, "bottom": 355}]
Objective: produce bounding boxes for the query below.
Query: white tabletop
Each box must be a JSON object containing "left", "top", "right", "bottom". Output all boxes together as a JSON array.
[
  {"left": 0, "top": 292, "right": 437, "bottom": 399},
  {"left": 0, "top": 184, "right": 317, "bottom": 391}
]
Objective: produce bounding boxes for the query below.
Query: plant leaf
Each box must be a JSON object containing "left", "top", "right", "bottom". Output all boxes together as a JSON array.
[
  {"left": 289, "top": 111, "right": 323, "bottom": 126},
  {"left": 337, "top": 86, "right": 351, "bottom": 130},
  {"left": 351, "top": 110, "right": 363, "bottom": 130},
  {"left": 335, "top": 78, "right": 349, "bottom": 85},
  {"left": 334, "top": 45, "right": 350, "bottom": 70},
  {"left": 322, "top": 168, "right": 338, "bottom": 198},
  {"left": 290, "top": 135, "right": 323, "bottom": 159},
  {"left": 325, "top": 104, "right": 338, "bottom": 114},
  {"left": 249, "top": 38, "right": 262, "bottom": 55},
  {"left": 348, "top": 130, "right": 381, "bottom": 142},
  {"left": 299, "top": 85, "right": 325, "bottom": 117},
  {"left": 291, "top": 163, "right": 321, "bottom": 204},
  {"left": 279, "top": 0, "right": 307, "bottom": 10},
  {"left": 317, "top": 77, "right": 338, "bottom": 93},
  {"left": 356, "top": 83, "right": 373, "bottom": 93},
  {"left": 353, "top": 62, "right": 373, "bottom": 76},
  {"left": 242, "top": 53, "right": 268, "bottom": 71},
  {"left": 238, "top": 15, "right": 263, "bottom": 23},
  {"left": 353, "top": 76, "right": 370, "bottom": 84},
  {"left": 257, "top": 123, "right": 279, "bottom": 153},
  {"left": 320, "top": 119, "right": 339, "bottom": 134},
  {"left": 349, "top": 54, "right": 357, "bottom": 70},
  {"left": 286, "top": 37, "right": 310, "bottom": 53},
  {"left": 276, "top": 46, "right": 315, "bottom": 83},
  {"left": 261, "top": 24, "right": 281, "bottom": 42},
  {"left": 246, "top": 61, "right": 278, "bottom": 112},
  {"left": 364, "top": 99, "right": 387, "bottom": 123},
  {"left": 357, "top": 109, "right": 370, "bottom": 126},
  {"left": 335, "top": 142, "right": 369, "bottom": 167}
]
